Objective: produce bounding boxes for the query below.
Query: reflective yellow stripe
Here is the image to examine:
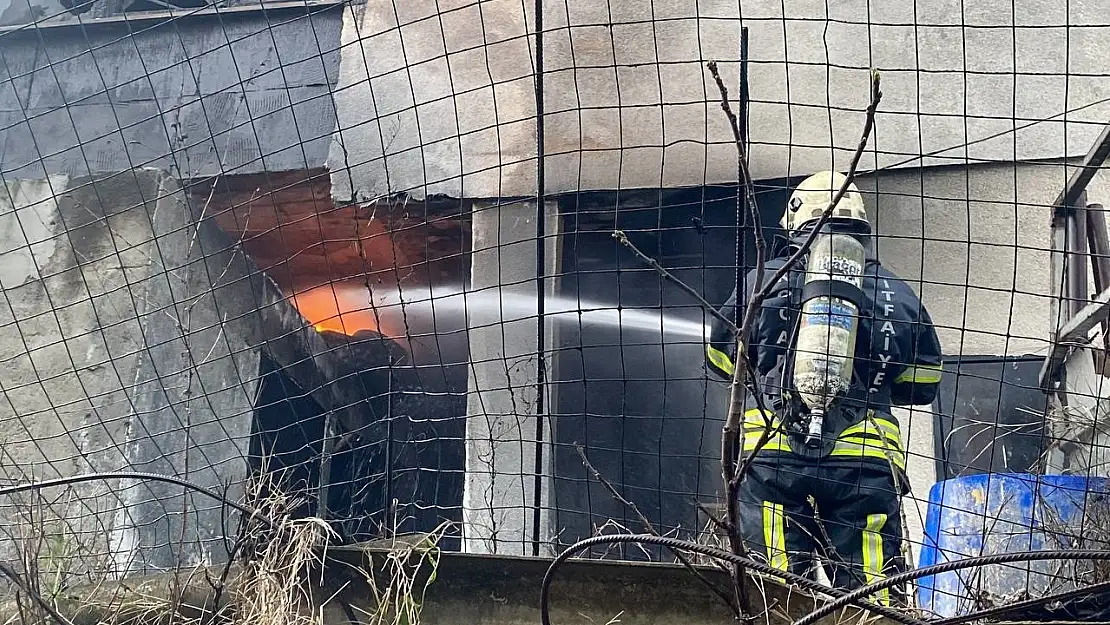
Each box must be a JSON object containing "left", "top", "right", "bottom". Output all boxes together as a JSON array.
[
  {"left": 894, "top": 363, "right": 943, "bottom": 384},
  {"left": 831, "top": 438, "right": 906, "bottom": 470},
  {"left": 841, "top": 425, "right": 902, "bottom": 448},
  {"left": 706, "top": 345, "right": 735, "bottom": 376},
  {"left": 743, "top": 409, "right": 792, "bottom": 453},
  {"left": 744, "top": 408, "right": 773, "bottom": 422},
  {"left": 845, "top": 415, "right": 903, "bottom": 439},
  {"left": 744, "top": 437, "right": 793, "bottom": 453},
  {"left": 762, "top": 502, "right": 789, "bottom": 572},
  {"left": 740, "top": 409, "right": 905, "bottom": 466},
  {"left": 862, "top": 513, "right": 890, "bottom": 606},
  {"left": 831, "top": 413, "right": 906, "bottom": 468},
  {"left": 742, "top": 427, "right": 792, "bottom": 453}
]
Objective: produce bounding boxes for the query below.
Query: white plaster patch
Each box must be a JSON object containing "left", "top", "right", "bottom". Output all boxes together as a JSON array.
[{"left": 0, "top": 175, "right": 69, "bottom": 290}]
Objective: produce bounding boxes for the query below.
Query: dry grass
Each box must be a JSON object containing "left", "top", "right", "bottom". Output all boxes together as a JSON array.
[
  {"left": 348, "top": 523, "right": 448, "bottom": 625},
  {"left": 0, "top": 461, "right": 445, "bottom": 625},
  {"left": 1037, "top": 488, "right": 1110, "bottom": 589},
  {"left": 228, "top": 473, "right": 338, "bottom": 625}
]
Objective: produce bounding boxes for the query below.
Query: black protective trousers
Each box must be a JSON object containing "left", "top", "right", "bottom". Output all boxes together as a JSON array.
[{"left": 737, "top": 455, "right": 907, "bottom": 605}]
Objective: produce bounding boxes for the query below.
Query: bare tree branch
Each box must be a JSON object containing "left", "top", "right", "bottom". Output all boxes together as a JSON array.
[
  {"left": 612, "top": 230, "right": 739, "bottom": 334},
  {"left": 0, "top": 562, "right": 74, "bottom": 625},
  {"left": 574, "top": 444, "right": 740, "bottom": 617},
  {"left": 709, "top": 63, "right": 883, "bottom": 620},
  {"left": 707, "top": 60, "right": 767, "bottom": 333},
  {"left": 707, "top": 59, "right": 765, "bottom": 619},
  {"left": 754, "top": 69, "right": 884, "bottom": 303},
  {"left": 726, "top": 69, "right": 883, "bottom": 494},
  {"left": 695, "top": 500, "right": 728, "bottom": 534}
]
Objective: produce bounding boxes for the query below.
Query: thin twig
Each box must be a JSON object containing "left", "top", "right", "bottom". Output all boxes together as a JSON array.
[
  {"left": 729, "top": 72, "right": 884, "bottom": 490},
  {"left": 708, "top": 58, "right": 766, "bottom": 620},
  {"left": 730, "top": 412, "right": 776, "bottom": 489},
  {"left": 693, "top": 500, "right": 734, "bottom": 576},
  {"left": 0, "top": 563, "right": 75, "bottom": 625},
  {"left": 708, "top": 62, "right": 883, "bottom": 620},
  {"left": 612, "top": 62, "right": 885, "bottom": 621},
  {"left": 695, "top": 500, "right": 729, "bottom": 534},
  {"left": 574, "top": 444, "right": 740, "bottom": 617},
  {"left": 612, "top": 230, "right": 739, "bottom": 334},
  {"left": 707, "top": 60, "right": 766, "bottom": 341},
  {"left": 721, "top": 68, "right": 885, "bottom": 492},
  {"left": 204, "top": 479, "right": 245, "bottom": 625}
]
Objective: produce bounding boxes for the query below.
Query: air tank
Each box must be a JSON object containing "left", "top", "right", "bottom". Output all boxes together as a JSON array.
[{"left": 791, "top": 232, "right": 866, "bottom": 448}]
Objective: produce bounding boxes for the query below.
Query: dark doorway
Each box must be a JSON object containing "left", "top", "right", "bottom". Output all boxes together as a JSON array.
[
  {"left": 549, "top": 182, "right": 792, "bottom": 557},
  {"left": 250, "top": 343, "right": 465, "bottom": 547}
]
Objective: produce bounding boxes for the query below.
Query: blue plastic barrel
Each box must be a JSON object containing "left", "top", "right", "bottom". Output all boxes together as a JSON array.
[{"left": 917, "top": 473, "right": 1110, "bottom": 618}]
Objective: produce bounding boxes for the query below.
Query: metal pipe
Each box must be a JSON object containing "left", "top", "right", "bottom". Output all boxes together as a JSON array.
[
  {"left": 1069, "top": 201, "right": 1090, "bottom": 319},
  {"left": 1039, "top": 213, "right": 1071, "bottom": 390},
  {"left": 531, "top": 0, "right": 547, "bottom": 558},
  {"left": 1087, "top": 203, "right": 1110, "bottom": 364},
  {"left": 385, "top": 367, "right": 394, "bottom": 526},
  {"left": 739, "top": 27, "right": 749, "bottom": 149},
  {"left": 1087, "top": 203, "right": 1110, "bottom": 292},
  {"left": 1052, "top": 123, "right": 1110, "bottom": 217}
]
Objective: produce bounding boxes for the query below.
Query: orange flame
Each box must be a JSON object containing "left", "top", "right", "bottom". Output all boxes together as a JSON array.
[{"left": 291, "top": 284, "right": 382, "bottom": 336}]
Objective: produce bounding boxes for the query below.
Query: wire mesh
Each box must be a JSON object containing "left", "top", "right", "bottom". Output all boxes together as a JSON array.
[{"left": 0, "top": 0, "right": 1109, "bottom": 618}]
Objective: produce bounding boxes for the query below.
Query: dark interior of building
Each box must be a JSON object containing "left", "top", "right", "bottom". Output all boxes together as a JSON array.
[
  {"left": 192, "top": 167, "right": 816, "bottom": 553},
  {"left": 193, "top": 169, "right": 470, "bottom": 548},
  {"left": 549, "top": 181, "right": 795, "bottom": 557}
]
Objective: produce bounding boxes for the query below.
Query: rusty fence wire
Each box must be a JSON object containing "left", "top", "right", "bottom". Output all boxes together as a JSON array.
[{"left": 1, "top": 0, "right": 1110, "bottom": 617}]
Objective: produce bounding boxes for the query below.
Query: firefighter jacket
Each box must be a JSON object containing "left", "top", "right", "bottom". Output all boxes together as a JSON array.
[{"left": 705, "top": 233, "right": 944, "bottom": 468}]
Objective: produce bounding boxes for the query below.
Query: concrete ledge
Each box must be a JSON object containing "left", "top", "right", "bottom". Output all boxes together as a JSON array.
[
  {"left": 326, "top": 547, "right": 884, "bottom": 625},
  {"left": 2, "top": 545, "right": 896, "bottom": 625}
]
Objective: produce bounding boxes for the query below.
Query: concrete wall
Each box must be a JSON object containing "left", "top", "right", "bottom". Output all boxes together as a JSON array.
[
  {"left": 1, "top": 546, "right": 890, "bottom": 625},
  {"left": 462, "top": 199, "right": 559, "bottom": 555},
  {"left": 0, "top": 168, "right": 371, "bottom": 575},
  {"left": 327, "top": 0, "right": 1110, "bottom": 200},
  {"left": 859, "top": 160, "right": 1103, "bottom": 357},
  {"left": 0, "top": 5, "right": 343, "bottom": 179},
  {"left": 0, "top": 0, "right": 66, "bottom": 28},
  {"left": 0, "top": 169, "right": 250, "bottom": 573}
]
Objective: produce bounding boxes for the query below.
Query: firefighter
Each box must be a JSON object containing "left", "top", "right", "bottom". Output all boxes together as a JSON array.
[{"left": 705, "top": 171, "right": 943, "bottom": 604}]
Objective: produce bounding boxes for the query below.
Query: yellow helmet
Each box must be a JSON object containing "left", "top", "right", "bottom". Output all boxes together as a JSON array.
[{"left": 781, "top": 170, "right": 870, "bottom": 235}]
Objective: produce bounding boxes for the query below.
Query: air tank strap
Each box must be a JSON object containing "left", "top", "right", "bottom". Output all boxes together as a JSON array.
[
  {"left": 770, "top": 266, "right": 805, "bottom": 414},
  {"left": 800, "top": 278, "right": 865, "bottom": 308}
]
